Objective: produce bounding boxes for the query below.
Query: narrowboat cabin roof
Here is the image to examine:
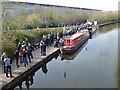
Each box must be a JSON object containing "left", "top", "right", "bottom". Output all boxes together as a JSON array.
[{"left": 64, "top": 32, "right": 84, "bottom": 40}]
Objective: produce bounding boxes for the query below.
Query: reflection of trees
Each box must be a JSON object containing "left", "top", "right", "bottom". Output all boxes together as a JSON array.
[{"left": 100, "top": 24, "right": 118, "bottom": 33}]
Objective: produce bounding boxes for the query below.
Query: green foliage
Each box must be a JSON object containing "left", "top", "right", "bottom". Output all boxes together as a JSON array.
[
  {"left": 88, "top": 11, "right": 118, "bottom": 23},
  {"left": 2, "top": 28, "right": 63, "bottom": 57},
  {"left": 1, "top": 2, "right": 118, "bottom": 57},
  {"left": 2, "top": 2, "right": 118, "bottom": 30},
  {"left": 2, "top": 2, "right": 89, "bottom": 30},
  {"left": 2, "top": 32, "right": 16, "bottom": 57}
]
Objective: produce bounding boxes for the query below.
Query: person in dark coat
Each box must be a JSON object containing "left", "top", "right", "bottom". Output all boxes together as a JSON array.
[
  {"left": 29, "top": 43, "right": 33, "bottom": 59},
  {"left": 27, "top": 43, "right": 33, "bottom": 63},
  {"left": 22, "top": 49, "right": 28, "bottom": 67},
  {"left": 14, "top": 49, "right": 20, "bottom": 68},
  {"left": 51, "top": 32, "right": 54, "bottom": 45},
  {"left": 48, "top": 34, "right": 52, "bottom": 46},
  {"left": 40, "top": 41, "right": 46, "bottom": 56},
  {"left": 42, "top": 42, "right": 47, "bottom": 56},
  {"left": 27, "top": 46, "right": 31, "bottom": 63},
  {"left": 46, "top": 35, "right": 49, "bottom": 46},
  {"left": 88, "top": 26, "right": 92, "bottom": 39}
]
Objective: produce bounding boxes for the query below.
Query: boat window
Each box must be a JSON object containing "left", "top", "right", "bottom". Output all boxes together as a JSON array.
[{"left": 67, "top": 40, "right": 70, "bottom": 43}]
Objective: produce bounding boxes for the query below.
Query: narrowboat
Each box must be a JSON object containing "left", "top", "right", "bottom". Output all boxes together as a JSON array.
[
  {"left": 61, "top": 31, "right": 89, "bottom": 54},
  {"left": 61, "top": 25, "right": 98, "bottom": 54},
  {"left": 61, "top": 41, "right": 88, "bottom": 60}
]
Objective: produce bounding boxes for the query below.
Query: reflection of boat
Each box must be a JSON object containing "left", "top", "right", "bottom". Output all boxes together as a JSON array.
[{"left": 61, "top": 40, "right": 88, "bottom": 60}]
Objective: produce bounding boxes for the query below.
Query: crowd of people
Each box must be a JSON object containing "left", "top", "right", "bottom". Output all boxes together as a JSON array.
[
  {"left": 63, "top": 20, "right": 98, "bottom": 37},
  {"left": 1, "top": 38, "right": 34, "bottom": 77},
  {"left": 40, "top": 32, "right": 64, "bottom": 54},
  {"left": 1, "top": 20, "right": 98, "bottom": 78},
  {"left": 63, "top": 25, "right": 87, "bottom": 37},
  {"left": 1, "top": 32, "right": 63, "bottom": 78}
]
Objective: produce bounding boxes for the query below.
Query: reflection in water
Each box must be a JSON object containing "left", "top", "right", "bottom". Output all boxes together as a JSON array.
[
  {"left": 15, "top": 24, "right": 118, "bottom": 88},
  {"left": 61, "top": 27, "right": 99, "bottom": 60},
  {"left": 17, "top": 82, "right": 23, "bottom": 90},
  {"left": 89, "top": 27, "right": 99, "bottom": 39},
  {"left": 63, "top": 61, "right": 70, "bottom": 78},
  {"left": 41, "top": 64, "right": 48, "bottom": 74},
  {"left": 61, "top": 40, "right": 89, "bottom": 78},
  {"left": 24, "top": 72, "right": 35, "bottom": 90},
  {"left": 25, "top": 78, "right": 30, "bottom": 89},
  {"left": 100, "top": 24, "right": 117, "bottom": 33},
  {"left": 54, "top": 53, "right": 59, "bottom": 59},
  {"left": 29, "top": 72, "right": 35, "bottom": 85},
  {"left": 92, "top": 30, "right": 99, "bottom": 39},
  {"left": 15, "top": 72, "right": 35, "bottom": 90},
  {"left": 15, "top": 53, "right": 59, "bottom": 89}
]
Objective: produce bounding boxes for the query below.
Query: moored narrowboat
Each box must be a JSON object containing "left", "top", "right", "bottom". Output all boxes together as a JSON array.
[
  {"left": 61, "top": 31, "right": 89, "bottom": 54},
  {"left": 61, "top": 40, "right": 88, "bottom": 60}
]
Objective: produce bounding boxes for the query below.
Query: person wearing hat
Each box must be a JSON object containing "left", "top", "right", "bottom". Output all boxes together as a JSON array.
[{"left": 1, "top": 53, "right": 6, "bottom": 73}]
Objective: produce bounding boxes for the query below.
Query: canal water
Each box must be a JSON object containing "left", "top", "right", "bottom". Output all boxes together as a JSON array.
[{"left": 16, "top": 24, "right": 118, "bottom": 89}]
